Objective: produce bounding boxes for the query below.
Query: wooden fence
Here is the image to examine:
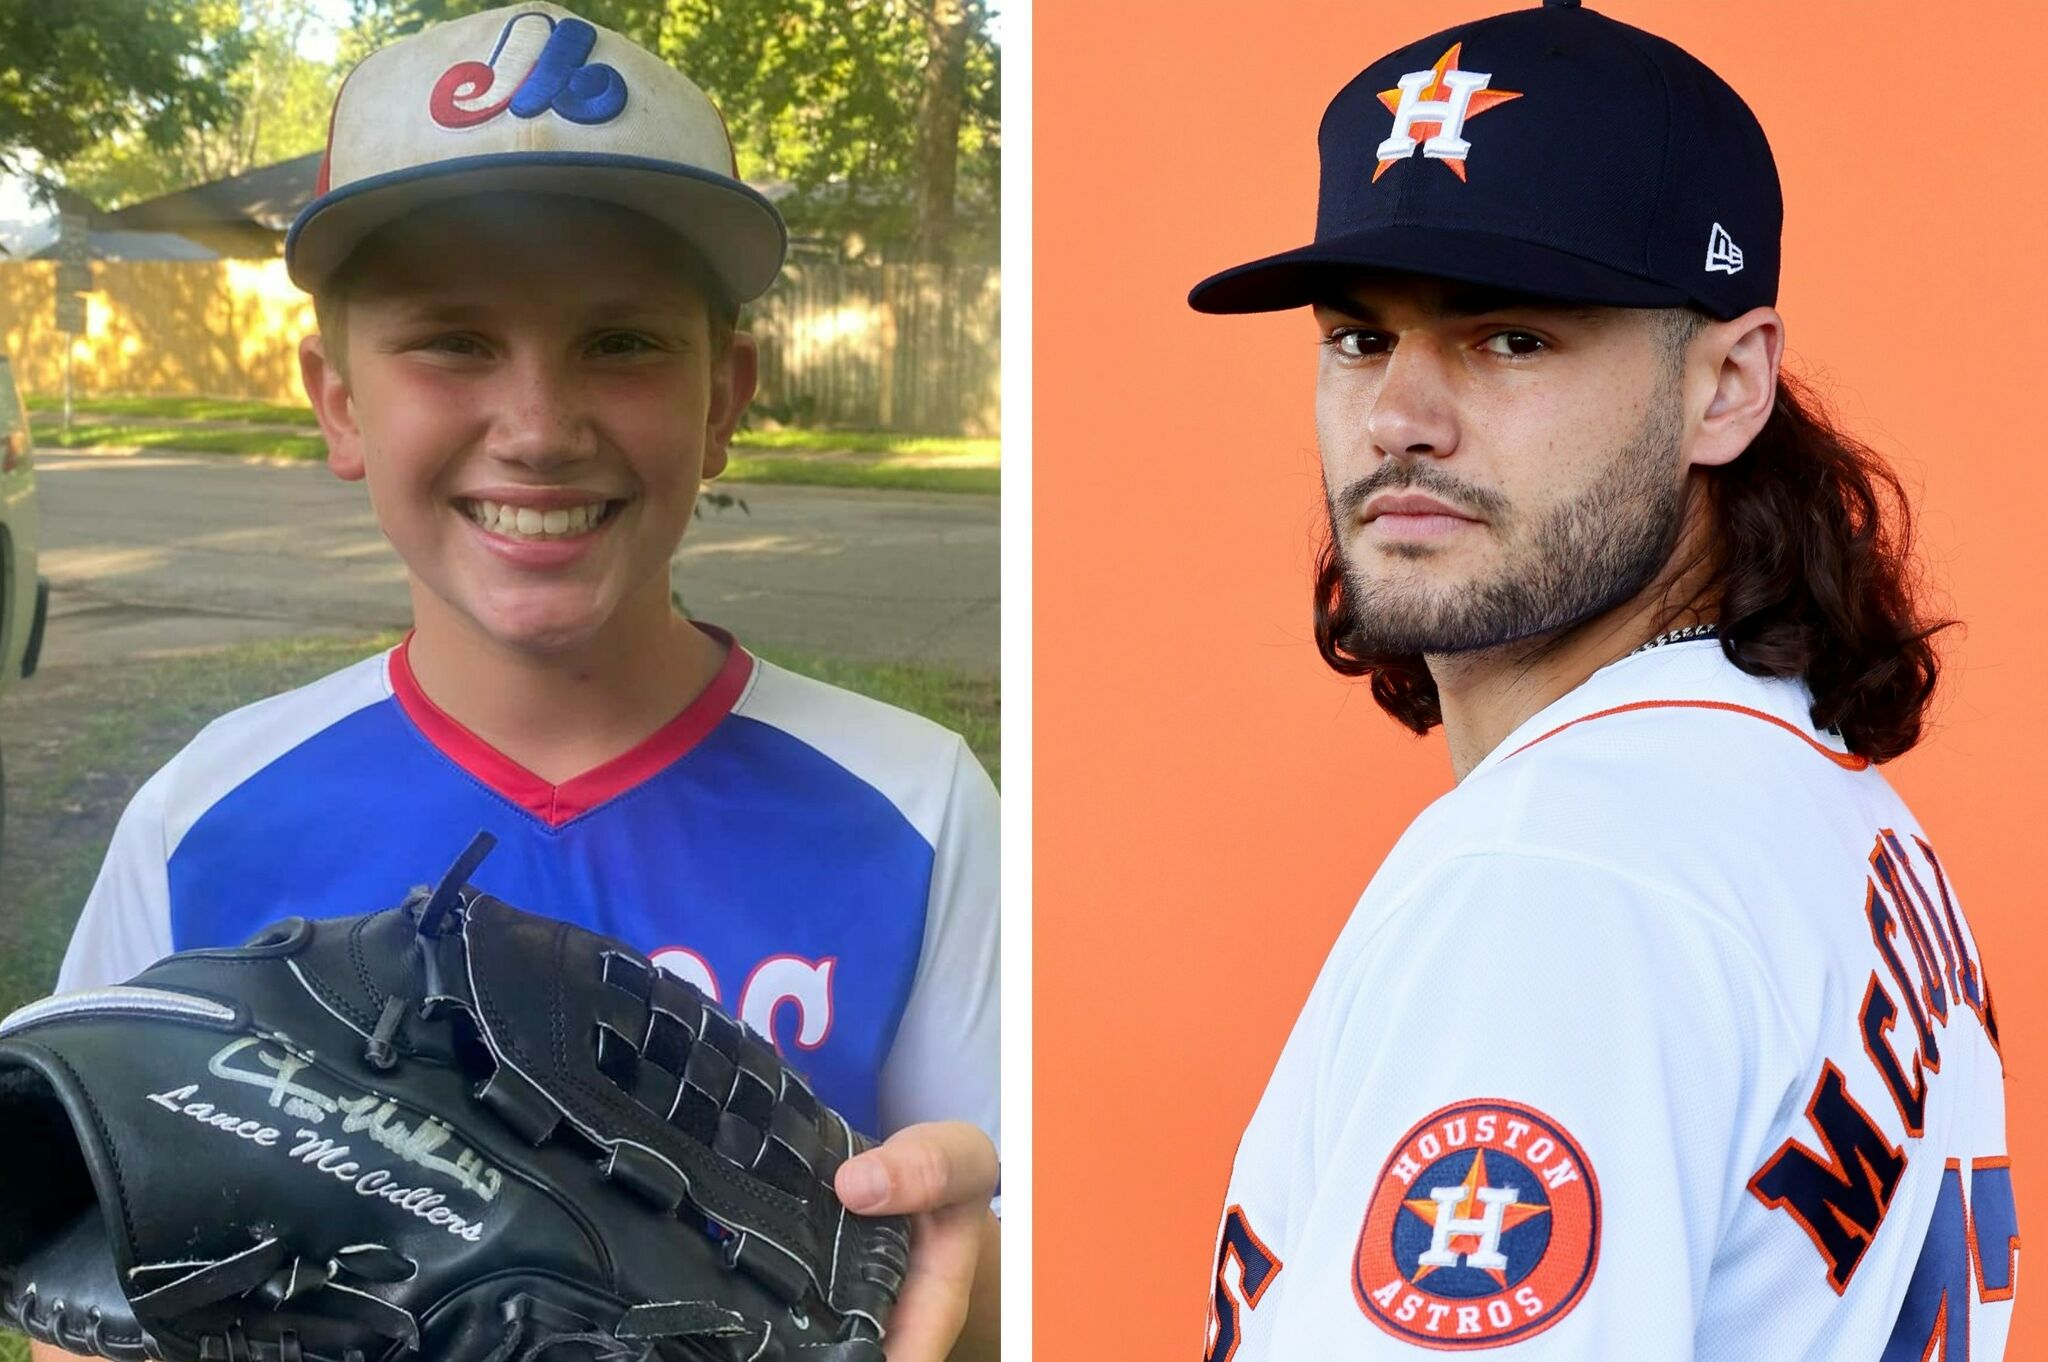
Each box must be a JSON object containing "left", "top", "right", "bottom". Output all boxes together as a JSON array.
[{"left": 0, "top": 257, "right": 1000, "bottom": 436}]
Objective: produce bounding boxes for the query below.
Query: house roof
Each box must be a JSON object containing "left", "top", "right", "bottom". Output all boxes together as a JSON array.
[
  {"left": 104, "top": 154, "right": 323, "bottom": 234},
  {"left": 28, "top": 229, "right": 220, "bottom": 261}
]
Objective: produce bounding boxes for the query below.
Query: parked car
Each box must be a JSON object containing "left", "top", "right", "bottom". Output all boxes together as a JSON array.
[{"left": 0, "top": 353, "right": 50, "bottom": 863}]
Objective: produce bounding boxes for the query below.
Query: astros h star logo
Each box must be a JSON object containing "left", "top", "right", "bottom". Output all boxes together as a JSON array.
[
  {"left": 1354, "top": 1100, "right": 1600, "bottom": 1350},
  {"left": 1373, "top": 43, "right": 1522, "bottom": 183},
  {"left": 1403, "top": 1148, "right": 1551, "bottom": 1288}
]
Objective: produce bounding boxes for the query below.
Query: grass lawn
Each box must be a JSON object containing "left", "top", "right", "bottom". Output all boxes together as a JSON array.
[
  {"left": 26, "top": 396, "right": 999, "bottom": 495},
  {"left": 36, "top": 419, "right": 331, "bottom": 459},
  {"left": 0, "top": 631, "right": 999, "bottom": 1030},
  {"left": 25, "top": 393, "right": 322, "bottom": 426}
]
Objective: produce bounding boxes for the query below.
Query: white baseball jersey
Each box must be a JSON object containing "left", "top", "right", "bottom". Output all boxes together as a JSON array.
[{"left": 1204, "top": 639, "right": 2015, "bottom": 1360}]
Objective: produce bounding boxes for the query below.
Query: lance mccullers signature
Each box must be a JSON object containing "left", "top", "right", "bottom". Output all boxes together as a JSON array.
[{"left": 145, "top": 1036, "right": 505, "bottom": 1241}]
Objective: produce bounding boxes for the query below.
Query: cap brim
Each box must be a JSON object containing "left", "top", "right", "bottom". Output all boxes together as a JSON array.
[
  {"left": 286, "top": 152, "right": 788, "bottom": 302},
  {"left": 1188, "top": 224, "right": 1694, "bottom": 315}
]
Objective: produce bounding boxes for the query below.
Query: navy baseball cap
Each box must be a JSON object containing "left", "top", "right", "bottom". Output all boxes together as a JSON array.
[{"left": 1188, "top": 0, "right": 1780, "bottom": 321}]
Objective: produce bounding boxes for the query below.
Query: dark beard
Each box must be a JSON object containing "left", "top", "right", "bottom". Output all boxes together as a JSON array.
[{"left": 1327, "top": 390, "right": 1687, "bottom": 655}]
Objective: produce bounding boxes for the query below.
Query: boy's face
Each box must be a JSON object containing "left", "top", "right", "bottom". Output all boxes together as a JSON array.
[{"left": 300, "top": 194, "right": 754, "bottom": 656}]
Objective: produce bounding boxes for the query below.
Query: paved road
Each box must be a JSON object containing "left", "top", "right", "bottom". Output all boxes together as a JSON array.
[{"left": 30, "top": 452, "right": 999, "bottom": 675}]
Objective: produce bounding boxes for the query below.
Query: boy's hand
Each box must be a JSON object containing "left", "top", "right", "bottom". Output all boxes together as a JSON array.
[{"left": 836, "top": 1121, "right": 1001, "bottom": 1361}]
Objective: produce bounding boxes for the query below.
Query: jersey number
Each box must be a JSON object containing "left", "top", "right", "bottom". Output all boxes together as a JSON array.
[
  {"left": 1882, "top": 1159, "right": 2019, "bottom": 1361},
  {"left": 1205, "top": 1206, "right": 1282, "bottom": 1362}
]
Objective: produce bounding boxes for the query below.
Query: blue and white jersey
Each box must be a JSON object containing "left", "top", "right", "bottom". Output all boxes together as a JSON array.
[
  {"left": 1205, "top": 641, "right": 2014, "bottom": 1360},
  {"left": 59, "top": 631, "right": 1000, "bottom": 1146}
]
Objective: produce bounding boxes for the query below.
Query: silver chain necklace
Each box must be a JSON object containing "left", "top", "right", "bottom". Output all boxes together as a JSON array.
[{"left": 1630, "top": 623, "right": 1720, "bottom": 656}]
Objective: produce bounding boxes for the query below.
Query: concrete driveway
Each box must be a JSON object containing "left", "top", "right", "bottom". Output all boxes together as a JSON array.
[{"left": 30, "top": 451, "right": 999, "bottom": 675}]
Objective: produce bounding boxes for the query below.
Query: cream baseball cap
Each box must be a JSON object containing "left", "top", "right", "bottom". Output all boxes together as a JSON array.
[{"left": 286, "top": 3, "right": 786, "bottom": 301}]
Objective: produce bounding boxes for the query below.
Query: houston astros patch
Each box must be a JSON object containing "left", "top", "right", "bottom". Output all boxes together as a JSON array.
[{"left": 1352, "top": 1099, "right": 1600, "bottom": 1349}]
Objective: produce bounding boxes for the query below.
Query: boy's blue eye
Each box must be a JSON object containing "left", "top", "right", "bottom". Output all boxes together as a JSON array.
[{"left": 592, "top": 332, "right": 660, "bottom": 356}]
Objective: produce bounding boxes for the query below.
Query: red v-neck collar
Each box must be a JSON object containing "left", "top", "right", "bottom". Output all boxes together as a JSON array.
[{"left": 386, "top": 626, "right": 755, "bottom": 829}]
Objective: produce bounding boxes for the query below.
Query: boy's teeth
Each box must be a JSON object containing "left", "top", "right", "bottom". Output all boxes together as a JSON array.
[{"left": 466, "top": 498, "right": 609, "bottom": 539}]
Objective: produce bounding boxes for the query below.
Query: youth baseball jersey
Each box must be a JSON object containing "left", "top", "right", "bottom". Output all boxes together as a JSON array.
[
  {"left": 58, "top": 629, "right": 999, "bottom": 1146},
  {"left": 1204, "top": 639, "right": 2014, "bottom": 1359}
]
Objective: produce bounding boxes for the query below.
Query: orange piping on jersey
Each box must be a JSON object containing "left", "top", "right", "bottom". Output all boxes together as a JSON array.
[{"left": 1502, "top": 700, "right": 1872, "bottom": 771}]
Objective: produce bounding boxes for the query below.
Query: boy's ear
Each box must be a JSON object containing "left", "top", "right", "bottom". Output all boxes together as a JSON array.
[
  {"left": 701, "top": 332, "right": 759, "bottom": 481},
  {"left": 299, "top": 333, "right": 365, "bottom": 482}
]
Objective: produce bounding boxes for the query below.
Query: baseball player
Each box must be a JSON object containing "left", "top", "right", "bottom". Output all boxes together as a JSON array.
[
  {"left": 1188, "top": 2, "right": 2013, "bottom": 1358},
  {"left": 46, "top": 8, "right": 997, "bottom": 1361}
]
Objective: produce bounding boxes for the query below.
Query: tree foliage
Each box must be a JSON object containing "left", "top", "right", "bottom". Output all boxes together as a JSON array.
[
  {"left": 54, "top": 0, "right": 334, "bottom": 209},
  {"left": 0, "top": 0, "right": 250, "bottom": 191},
  {"left": 14, "top": 0, "right": 1000, "bottom": 257}
]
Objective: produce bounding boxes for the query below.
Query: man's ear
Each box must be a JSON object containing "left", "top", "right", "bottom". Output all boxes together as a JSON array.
[
  {"left": 300, "top": 332, "right": 365, "bottom": 482},
  {"left": 1685, "top": 306, "right": 1783, "bottom": 470},
  {"left": 700, "top": 332, "right": 759, "bottom": 482}
]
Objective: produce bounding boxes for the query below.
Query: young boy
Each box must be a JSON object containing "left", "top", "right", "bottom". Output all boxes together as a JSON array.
[{"left": 50, "top": 6, "right": 999, "bottom": 1360}]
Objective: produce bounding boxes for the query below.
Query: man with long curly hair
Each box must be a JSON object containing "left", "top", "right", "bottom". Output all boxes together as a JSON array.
[{"left": 1188, "top": 2, "right": 2015, "bottom": 1358}]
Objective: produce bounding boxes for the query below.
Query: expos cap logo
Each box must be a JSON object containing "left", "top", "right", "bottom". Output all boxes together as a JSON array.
[
  {"left": 1373, "top": 43, "right": 1521, "bottom": 183},
  {"left": 430, "top": 10, "right": 627, "bottom": 129},
  {"left": 1353, "top": 1100, "right": 1600, "bottom": 1349}
]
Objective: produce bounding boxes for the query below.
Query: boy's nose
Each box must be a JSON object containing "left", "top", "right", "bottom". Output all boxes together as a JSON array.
[{"left": 486, "top": 359, "right": 600, "bottom": 468}]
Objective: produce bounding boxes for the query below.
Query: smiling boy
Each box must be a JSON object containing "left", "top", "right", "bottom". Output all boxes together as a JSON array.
[{"left": 49, "top": 7, "right": 998, "bottom": 1361}]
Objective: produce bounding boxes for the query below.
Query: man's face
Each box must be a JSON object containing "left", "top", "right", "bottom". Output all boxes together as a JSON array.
[
  {"left": 312, "top": 195, "right": 750, "bottom": 655},
  {"left": 1313, "top": 275, "right": 1689, "bottom": 655}
]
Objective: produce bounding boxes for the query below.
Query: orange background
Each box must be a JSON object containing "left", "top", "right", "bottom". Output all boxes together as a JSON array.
[{"left": 1035, "top": 0, "right": 2042, "bottom": 1355}]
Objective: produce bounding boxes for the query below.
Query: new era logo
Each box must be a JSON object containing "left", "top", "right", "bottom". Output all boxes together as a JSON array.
[{"left": 1705, "top": 222, "right": 1744, "bottom": 275}]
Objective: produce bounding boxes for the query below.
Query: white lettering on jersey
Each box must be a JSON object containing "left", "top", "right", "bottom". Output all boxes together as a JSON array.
[
  {"left": 741, "top": 955, "right": 838, "bottom": 1050},
  {"left": 650, "top": 948, "right": 839, "bottom": 1050}
]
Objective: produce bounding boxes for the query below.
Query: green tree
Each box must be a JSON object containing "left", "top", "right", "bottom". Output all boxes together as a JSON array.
[
  {"left": 0, "top": 0, "right": 249, "bottom": 191},
  {"left": 55, "top": 0, "right": 336, "bottom": 209}
]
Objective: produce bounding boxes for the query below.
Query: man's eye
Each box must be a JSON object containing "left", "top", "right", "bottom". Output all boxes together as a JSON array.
[
  {"left": 1322, "top": 328, "right": 1390, "bottom": 358},
  {"left": 421, "top": 334, "right": 485, "bottom": 356},
  {"left": 1481, "top": 330, "right": 1548, "bottom": 357}
]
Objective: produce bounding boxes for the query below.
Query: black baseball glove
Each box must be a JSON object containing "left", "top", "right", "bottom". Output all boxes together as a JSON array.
[{"left": 0, "top": 833, "right": 908, "bottom": 1361}]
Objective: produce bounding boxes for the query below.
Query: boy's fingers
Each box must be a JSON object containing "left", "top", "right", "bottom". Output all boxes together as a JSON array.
[
  {"left": 836, "top": 1120, "right": 999, "bottom": 1216},
  {"left": 879, "top": 1204, "right": 990, "bottom": 1362}
]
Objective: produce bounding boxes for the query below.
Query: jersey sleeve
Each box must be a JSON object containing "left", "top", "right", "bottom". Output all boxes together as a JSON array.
[
  {"left": 874, "top": 737, "right": 1001, "bottom": 1157},
  {"left": 1285, "top": 852, "right": 1799, "bottom": 1357},
  {"left": 54, "top": 765, "right": 178, "bottom": 993}
]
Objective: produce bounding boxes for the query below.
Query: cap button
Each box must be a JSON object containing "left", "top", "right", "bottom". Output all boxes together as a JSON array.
[{"left": 1543, "top": 0, "right": 1583, "bottom": 7}]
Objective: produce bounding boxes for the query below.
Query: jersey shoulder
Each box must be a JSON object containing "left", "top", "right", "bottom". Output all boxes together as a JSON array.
[
  {"left": 732, "top": 657, "right": 984, "bottom": 849},
  {"left": 150, "top": 649, "right": 394, "bottom": 851},
  {"left": 1401, "top": 669, "right": 1891, "bottom": 891}
]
